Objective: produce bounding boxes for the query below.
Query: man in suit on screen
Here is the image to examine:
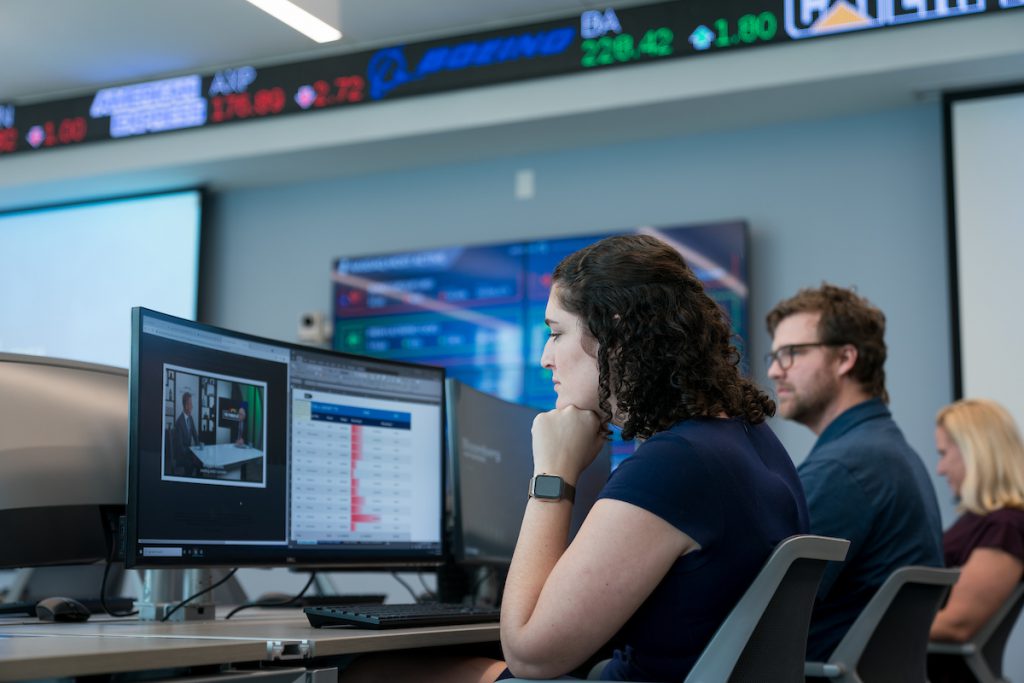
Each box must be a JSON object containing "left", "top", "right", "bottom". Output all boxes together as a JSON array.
[{"left": 173, "top": 391, "right": 204, "bottom": 476}]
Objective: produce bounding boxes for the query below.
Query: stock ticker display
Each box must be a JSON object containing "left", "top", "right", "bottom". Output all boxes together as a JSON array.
[
  {"left": 2, "top": 0, "right": 1021, "bottom": 156},
  {"left": 332, "top": 222, "right": 749, "bottom": 413}
]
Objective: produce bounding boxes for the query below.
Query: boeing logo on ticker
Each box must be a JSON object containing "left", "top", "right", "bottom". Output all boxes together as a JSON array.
[{"left": 367, "top": 26, "right": 575, "bottom": 100}]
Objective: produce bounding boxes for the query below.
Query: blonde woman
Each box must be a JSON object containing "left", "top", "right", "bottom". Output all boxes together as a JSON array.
[{"left": 929, "top": 399, "right": 1024, "bottom": 681}]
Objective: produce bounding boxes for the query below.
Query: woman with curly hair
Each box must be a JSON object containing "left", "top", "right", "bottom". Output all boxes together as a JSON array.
[{"left": 342, "top": 234, "right": 809, "bottom": 683}]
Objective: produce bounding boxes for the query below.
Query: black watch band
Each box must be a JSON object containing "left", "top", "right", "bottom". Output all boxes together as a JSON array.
[{"left": 529, "top": 474, "right": 576, "bottom": 503}]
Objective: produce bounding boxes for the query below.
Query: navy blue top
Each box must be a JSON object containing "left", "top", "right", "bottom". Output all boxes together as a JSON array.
[
  {"left": 799, "top": 398, "right": 943, "bottom": 660},
  {"left": 594, "top": 417, "right": 809, "bottom": 681}
]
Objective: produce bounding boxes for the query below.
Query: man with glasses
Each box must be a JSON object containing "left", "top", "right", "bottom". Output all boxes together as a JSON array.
[{"left": 765, "top": 284, "right": 942, "bottom": 661}]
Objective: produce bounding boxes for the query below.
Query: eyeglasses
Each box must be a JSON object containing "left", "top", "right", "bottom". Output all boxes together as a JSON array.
[{"left": 764, "top": 343, "right": 843, "bottom": 371}]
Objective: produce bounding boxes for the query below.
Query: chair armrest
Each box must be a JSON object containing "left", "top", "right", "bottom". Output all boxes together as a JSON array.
[
  {"left": 805, "top": 661, "right": 844, "bottom": 678},
  {"left": 927, "top": 641, "right": 976, "bottom": 655}
]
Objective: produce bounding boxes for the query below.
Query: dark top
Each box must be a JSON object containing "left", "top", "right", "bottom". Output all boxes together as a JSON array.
[
  {"left": 943, "top": 508, "right": 1024, "bottom": 568},
  {"left": 799, "top": 398, "right": 943, "bottom": 660},
  {"left": 594, "top": 417, "right": 809, "bottom": 682},
  {"left": 927, "top": 508, "right": 1024, "bottom": 683},
  {"left": 173, "top": 412, "right": 202, "bottom": 476}
]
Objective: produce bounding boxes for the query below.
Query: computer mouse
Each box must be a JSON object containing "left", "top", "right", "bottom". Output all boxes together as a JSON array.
[{"left": 35, "top": 596, "right": 92, "bottom": 622}]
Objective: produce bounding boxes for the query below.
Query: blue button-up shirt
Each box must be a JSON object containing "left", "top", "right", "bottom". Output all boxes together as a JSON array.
[{"left": 799, "top": 397, "right": 943, "bottom": 660}]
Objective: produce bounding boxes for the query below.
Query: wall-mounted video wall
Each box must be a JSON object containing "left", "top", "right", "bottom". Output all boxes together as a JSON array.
[{"left": 332, "top": 221, "right": 749, "bottom": 415}]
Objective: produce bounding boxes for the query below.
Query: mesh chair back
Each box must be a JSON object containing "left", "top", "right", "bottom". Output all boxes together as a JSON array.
[
  {"left": 830, "top": 566, "right": 959, "bottom": 683},
  {"left": 686, "top": 535, "right": 850, "bottom": 683},
  {"left": 727, "top": 558, "right": 833, "bottom": 682}
]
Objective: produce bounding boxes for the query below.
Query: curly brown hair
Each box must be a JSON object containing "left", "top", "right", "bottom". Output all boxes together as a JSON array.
[
  {"left": 552, "top": 234, "right": 774, "bottom": 440},
  {"left": 765, "top": 283, "right": 889, "bottom": 403}
]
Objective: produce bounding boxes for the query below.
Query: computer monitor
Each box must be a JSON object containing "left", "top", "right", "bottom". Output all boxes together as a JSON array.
[
  {"left": 446, "top": 379, "right": 610, "bottom": 565},
  {"left": 0, "top": 353, "right": 127, "bottom": 569},
  {"left": 126, "top": 308, "right": 446, "bottom": 568}
]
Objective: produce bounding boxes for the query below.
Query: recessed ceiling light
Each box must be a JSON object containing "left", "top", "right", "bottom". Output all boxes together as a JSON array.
[{"left": 244, "top": 0, "right": 342, "bottom": 43}]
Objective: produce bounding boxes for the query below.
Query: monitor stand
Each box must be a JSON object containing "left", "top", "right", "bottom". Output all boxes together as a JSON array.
[
  {"left": 436, "top": 562, "right": 508, "bottom": 605},
  {"left": 136, "top": 568, "right": 244, "bottom": 621},
  {"left": 436, "top": 561, "right": 474, "bottom": 603}
]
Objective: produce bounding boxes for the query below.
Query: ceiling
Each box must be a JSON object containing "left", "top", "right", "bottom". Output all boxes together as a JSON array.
[{"left": 0, "top": 0, "right": 652, "bottom": 104}]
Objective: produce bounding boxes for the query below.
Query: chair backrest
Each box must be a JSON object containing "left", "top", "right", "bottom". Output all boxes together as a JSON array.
[
  {"left": 978, "top": 582, "right": 1024, "bottom": 679},
  {"left": 684, "top": 534, "right": 850, "bottom": 683},
  {"left": 829, "top": 566, "right": 960, "bottom": 683}
]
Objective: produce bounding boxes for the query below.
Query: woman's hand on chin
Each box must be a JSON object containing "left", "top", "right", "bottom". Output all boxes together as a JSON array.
[{"left": 531, "top": 405, "right": 606, "bottom": 483}]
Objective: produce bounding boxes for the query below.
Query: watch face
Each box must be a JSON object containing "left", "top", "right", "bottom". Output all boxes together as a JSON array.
[{"left": 533, "top": 475, "right": 563, "bottom": 499}]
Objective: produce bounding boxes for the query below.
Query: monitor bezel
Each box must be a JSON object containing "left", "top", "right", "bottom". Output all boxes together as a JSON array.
[
  {"left": 445, "top": 379, "right": 537, "bottom": 566},
  {"left": 126, "top": 307, "right": 447, "bottom": 569},
  {"left": 446, "top": 378, "right": 612, "bottom": 567}
]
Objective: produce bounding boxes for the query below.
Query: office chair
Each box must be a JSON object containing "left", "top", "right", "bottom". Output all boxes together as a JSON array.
[
  {"left": 804, "top": 566, "right": 960, "bottom": 683},
  {"left": 506, "top": 534, "right": 850, "bottom": 683},
  {"left": 927, "top": 582, "right": 1024, "bottom": 683}
]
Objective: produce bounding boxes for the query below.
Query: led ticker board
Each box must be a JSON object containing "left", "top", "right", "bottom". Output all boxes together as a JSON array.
[{"left": 1, "top": 0, "right": 1020, "bottom": 156}]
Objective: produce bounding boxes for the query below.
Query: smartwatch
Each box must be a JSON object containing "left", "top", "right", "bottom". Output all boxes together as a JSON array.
[{"left": 529, "top": 474, "right": 576, "bottom": 503}]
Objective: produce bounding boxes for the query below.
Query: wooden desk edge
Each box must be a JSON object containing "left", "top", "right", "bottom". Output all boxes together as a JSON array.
[{"left": 0, "top": 620, "right": 500, "bottom": 680}]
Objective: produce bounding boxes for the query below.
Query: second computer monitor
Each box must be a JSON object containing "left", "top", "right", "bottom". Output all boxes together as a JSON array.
[
  {"left": 447, "top": 380, "right": 610, "bottom": 565},
  {"left": 127, "top": 308, "right": 446, "bottom": 568}
]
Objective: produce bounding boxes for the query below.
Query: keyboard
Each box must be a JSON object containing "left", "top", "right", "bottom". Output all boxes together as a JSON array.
[{"left": 304, "top": 602, "right": 500, "bottom": 629}]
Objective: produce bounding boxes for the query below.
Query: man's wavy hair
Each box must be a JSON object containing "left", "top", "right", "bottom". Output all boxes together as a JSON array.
[
  {"left": 552, "top": 234, "right": 774, "bottom": 441},
  {"left": 765, "top": 283, "right": 889, "bottom": 403}
]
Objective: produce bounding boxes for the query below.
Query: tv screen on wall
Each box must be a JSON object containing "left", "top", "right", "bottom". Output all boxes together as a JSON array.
[
  {"left": 333, "top": 221, "right": 749, "bottom": 461},
  {"left": 0, "top": 190, "right": 201, "bottom": 368}
]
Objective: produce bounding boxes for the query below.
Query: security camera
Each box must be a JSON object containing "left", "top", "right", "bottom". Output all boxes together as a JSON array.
[{"left": 297, "top": 311, "right": 332, "bottom": 345}]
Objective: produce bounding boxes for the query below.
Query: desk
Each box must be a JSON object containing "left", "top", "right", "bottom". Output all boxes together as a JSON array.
[
  {"left": 0, "top": 611, "right": 500, "bottom": 681},
  {"left": 191, "top": 443, "right": 264, "bottom": 469},
  {"left": 189, "top": 443, "right": 264, "bottom": 482}
]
